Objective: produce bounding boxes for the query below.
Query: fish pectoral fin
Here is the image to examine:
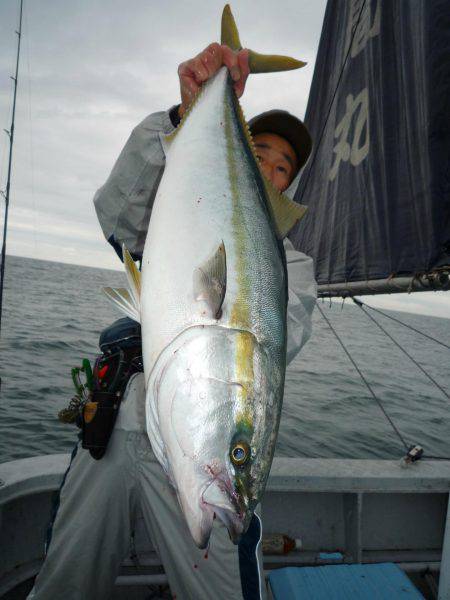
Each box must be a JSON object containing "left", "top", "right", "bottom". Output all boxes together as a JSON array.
[
  {"left": 221, "top": 5, "right": 306, "bottom": 73},
  {"left": 265, "top": 180, "right": 308, "bottom": 239},
  {"left": 103, "top": 287, "right": 140, "bottom": 322},
  {"left": 193, "top": 241, "right": 227, "bottom": 319},
  {"left": 123, "top": 245, "right": 141, "bottom": 309}
]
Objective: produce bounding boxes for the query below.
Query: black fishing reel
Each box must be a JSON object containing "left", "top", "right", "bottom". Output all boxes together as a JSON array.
[{"left": 59, "top": 318, "right": 143, "bottom": 459}]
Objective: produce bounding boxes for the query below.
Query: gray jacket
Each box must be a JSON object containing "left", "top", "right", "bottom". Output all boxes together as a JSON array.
[{"left": 94, "top": 108, "right": 316, "bottom": 363}]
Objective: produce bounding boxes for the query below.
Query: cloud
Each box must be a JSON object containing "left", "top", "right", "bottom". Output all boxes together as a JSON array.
[
  {"left": 1, "top": 1, "right": 448, "bottom": 320},
  {"left": 1, "top": 0, "right": 325, "bottom": 248},
  {"left": 8, "top": 206, "right": 100, "bottom": 242}
]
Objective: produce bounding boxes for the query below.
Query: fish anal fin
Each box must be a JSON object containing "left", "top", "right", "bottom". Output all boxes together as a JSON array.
[
  {"left": 193, "top": 242, "right": 227, "bottom": 319},
  {"left": 103, "top": 286, "right": 140, "bottom": 322},
  {"left": 123, "top": 245, "right": 141, "bottom": 305}
]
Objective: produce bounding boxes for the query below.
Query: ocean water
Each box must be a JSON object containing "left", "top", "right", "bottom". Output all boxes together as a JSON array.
[{"left": 1, "top": 255, "right": 449, "bottom": 464}]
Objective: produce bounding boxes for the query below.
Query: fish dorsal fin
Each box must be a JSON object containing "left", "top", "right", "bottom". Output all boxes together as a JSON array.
[
  {"left": 103, "top": 287, "right": 140, "bottom": 322},
  {"left": 123, "top": 245, "right": 141, "bottom": 310},
  {"left": 263, "top": 179, "right": 307, "bottom": 239},
  {"left": 230, "top": 90, "right": 307, "bottom": 238},
  {"left": 193, "top": 242, "right": 227, "bottom": 319},
  {"left": 221, "top": 5, "right": 306, "bottom": 73}
]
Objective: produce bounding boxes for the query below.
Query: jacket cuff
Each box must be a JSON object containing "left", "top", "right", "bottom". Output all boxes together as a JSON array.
[
  {"left": 161, "top": 105, "right": 181, "bottom": 134},
  {"left": 169, "top": 104, "right": 182, "bottom": 128}
]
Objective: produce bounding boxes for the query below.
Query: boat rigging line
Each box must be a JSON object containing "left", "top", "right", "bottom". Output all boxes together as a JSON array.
[
  {"left": 352, "top": 298, "right": 450, "bottom": 351},
  {"left": 0, "top": 0, "right": 24, "bottom": 346},
  {"left": 316, "top": 301, "right": 450, "bottom": 461},
  {"left": 316, "top": 301, "right": 409, "bottom": 452},
  {"left": 352, "top": 298, "right": 450, "bottom": 401}
]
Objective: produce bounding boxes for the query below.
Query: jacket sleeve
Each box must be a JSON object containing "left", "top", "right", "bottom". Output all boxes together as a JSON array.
[
  {"left": 284, "top": 237, "right": 317, "bottom": 364},
  {"left": 93, "top": 108, "right": 177, "bottom": 260}
]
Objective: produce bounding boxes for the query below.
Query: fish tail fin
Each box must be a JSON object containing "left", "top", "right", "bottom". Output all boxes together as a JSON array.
[
  {"left": 221, "top": 4, "right": 306, "bottom": 73},
  {"left": 221, "top": 5, "right": 242, "bottom": 52}
]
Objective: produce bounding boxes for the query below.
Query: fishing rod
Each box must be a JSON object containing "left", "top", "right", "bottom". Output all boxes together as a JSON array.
[{"left": 0, "top": 0, "right": 24, "bottom": 342}]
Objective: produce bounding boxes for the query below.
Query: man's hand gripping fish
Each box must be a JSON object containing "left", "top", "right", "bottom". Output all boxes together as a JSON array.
[{"left": 104, "top": 5, "right": 307, "bottom": 548}]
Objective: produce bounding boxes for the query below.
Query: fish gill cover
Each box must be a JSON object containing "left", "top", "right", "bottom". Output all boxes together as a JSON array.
[{"left": 291, "top": 0, "right": 450, "bottom": 286}]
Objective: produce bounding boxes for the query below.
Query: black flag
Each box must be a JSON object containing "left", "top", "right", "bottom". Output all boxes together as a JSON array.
[{"left": 291, "top": 0, "right": 450, "bottom": 287}]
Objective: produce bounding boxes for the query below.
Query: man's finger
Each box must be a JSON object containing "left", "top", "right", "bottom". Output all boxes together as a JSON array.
[
  {"left": 234, "top": 49, "right": 250, "bottom": 98},
  {"left": 178, "top": 62, "right": 200, "bottom": 112},
  {"left": 180, "top": 76, "right": 199, "bottom": 98},
  {"left": 200, "top": 42, "right": 223, "bottom": 77},
  {"left": 178, "top": 42, "right": 249, "bottom": 116},
  {"left": 178, "top": 57, "right": 208, "bottom": 87},
  {"left": 189, "top": 56, "right": 210, "bottom": 85},
  {"left": 221, "top": 44, "right": 241, "bottom": 82}
]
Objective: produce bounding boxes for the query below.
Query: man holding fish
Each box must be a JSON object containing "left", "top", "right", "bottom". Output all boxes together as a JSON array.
[{"left": 28, "top": 6, "right": 316, "bottom": 600}]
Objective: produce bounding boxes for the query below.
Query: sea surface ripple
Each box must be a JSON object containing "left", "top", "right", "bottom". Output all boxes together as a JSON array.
[{"left": 1, "top": 255, "right": 449, "bottom": 463}]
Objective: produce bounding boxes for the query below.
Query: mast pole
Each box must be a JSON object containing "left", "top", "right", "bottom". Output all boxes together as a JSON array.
[
  {"left": 317, "top": 270, "right": 450, "bottom": 299},
  {"left": 0, "top": 0, "right": 24, "bottom": 338}
]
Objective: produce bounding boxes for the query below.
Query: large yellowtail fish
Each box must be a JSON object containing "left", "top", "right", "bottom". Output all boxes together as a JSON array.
[{"left": 105, "top": 5, "right": 306, "bottom": 548}]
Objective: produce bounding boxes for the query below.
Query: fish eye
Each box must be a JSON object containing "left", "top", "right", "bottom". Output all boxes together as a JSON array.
[{"left": 230, "top": 442, "right": 250, "bottom": 466}]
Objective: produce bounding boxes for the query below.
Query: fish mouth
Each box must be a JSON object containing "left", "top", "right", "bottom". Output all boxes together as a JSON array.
[{"left": 200, "top": 477, "right": 246, "bottom": 545}]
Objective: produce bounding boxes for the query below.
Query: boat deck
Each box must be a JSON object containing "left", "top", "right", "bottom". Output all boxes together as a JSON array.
[{"left": 1, "top": 455, "right": 449, "bottom": 599}]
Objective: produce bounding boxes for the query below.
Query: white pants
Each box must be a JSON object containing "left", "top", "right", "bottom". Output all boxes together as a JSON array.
[{"left": 28, "top": 374, "right": 266, "bottom": 600}]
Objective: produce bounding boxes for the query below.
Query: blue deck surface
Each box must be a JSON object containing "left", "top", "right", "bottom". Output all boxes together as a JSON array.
[{"left": 268, "top": 563, "right": 424, "bottom": 599}]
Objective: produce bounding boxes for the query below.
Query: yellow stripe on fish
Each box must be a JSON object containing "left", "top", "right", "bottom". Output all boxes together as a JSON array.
[{"left": 224, "top": 101, "right": 256, "bottom": 429}]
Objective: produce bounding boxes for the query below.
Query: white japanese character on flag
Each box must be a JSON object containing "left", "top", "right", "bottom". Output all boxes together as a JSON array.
[{"left": 329, "top": 88, "right": 370, "bottom": 182}]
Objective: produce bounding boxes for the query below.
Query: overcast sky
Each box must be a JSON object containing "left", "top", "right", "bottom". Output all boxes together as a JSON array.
[{"left": 0, "top": 0, "right": 449, "bottom": 319}]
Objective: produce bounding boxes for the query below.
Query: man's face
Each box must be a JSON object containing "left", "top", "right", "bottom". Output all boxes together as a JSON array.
[{"left": 253, "top": 132, "right": 298, "bottom": 192}]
